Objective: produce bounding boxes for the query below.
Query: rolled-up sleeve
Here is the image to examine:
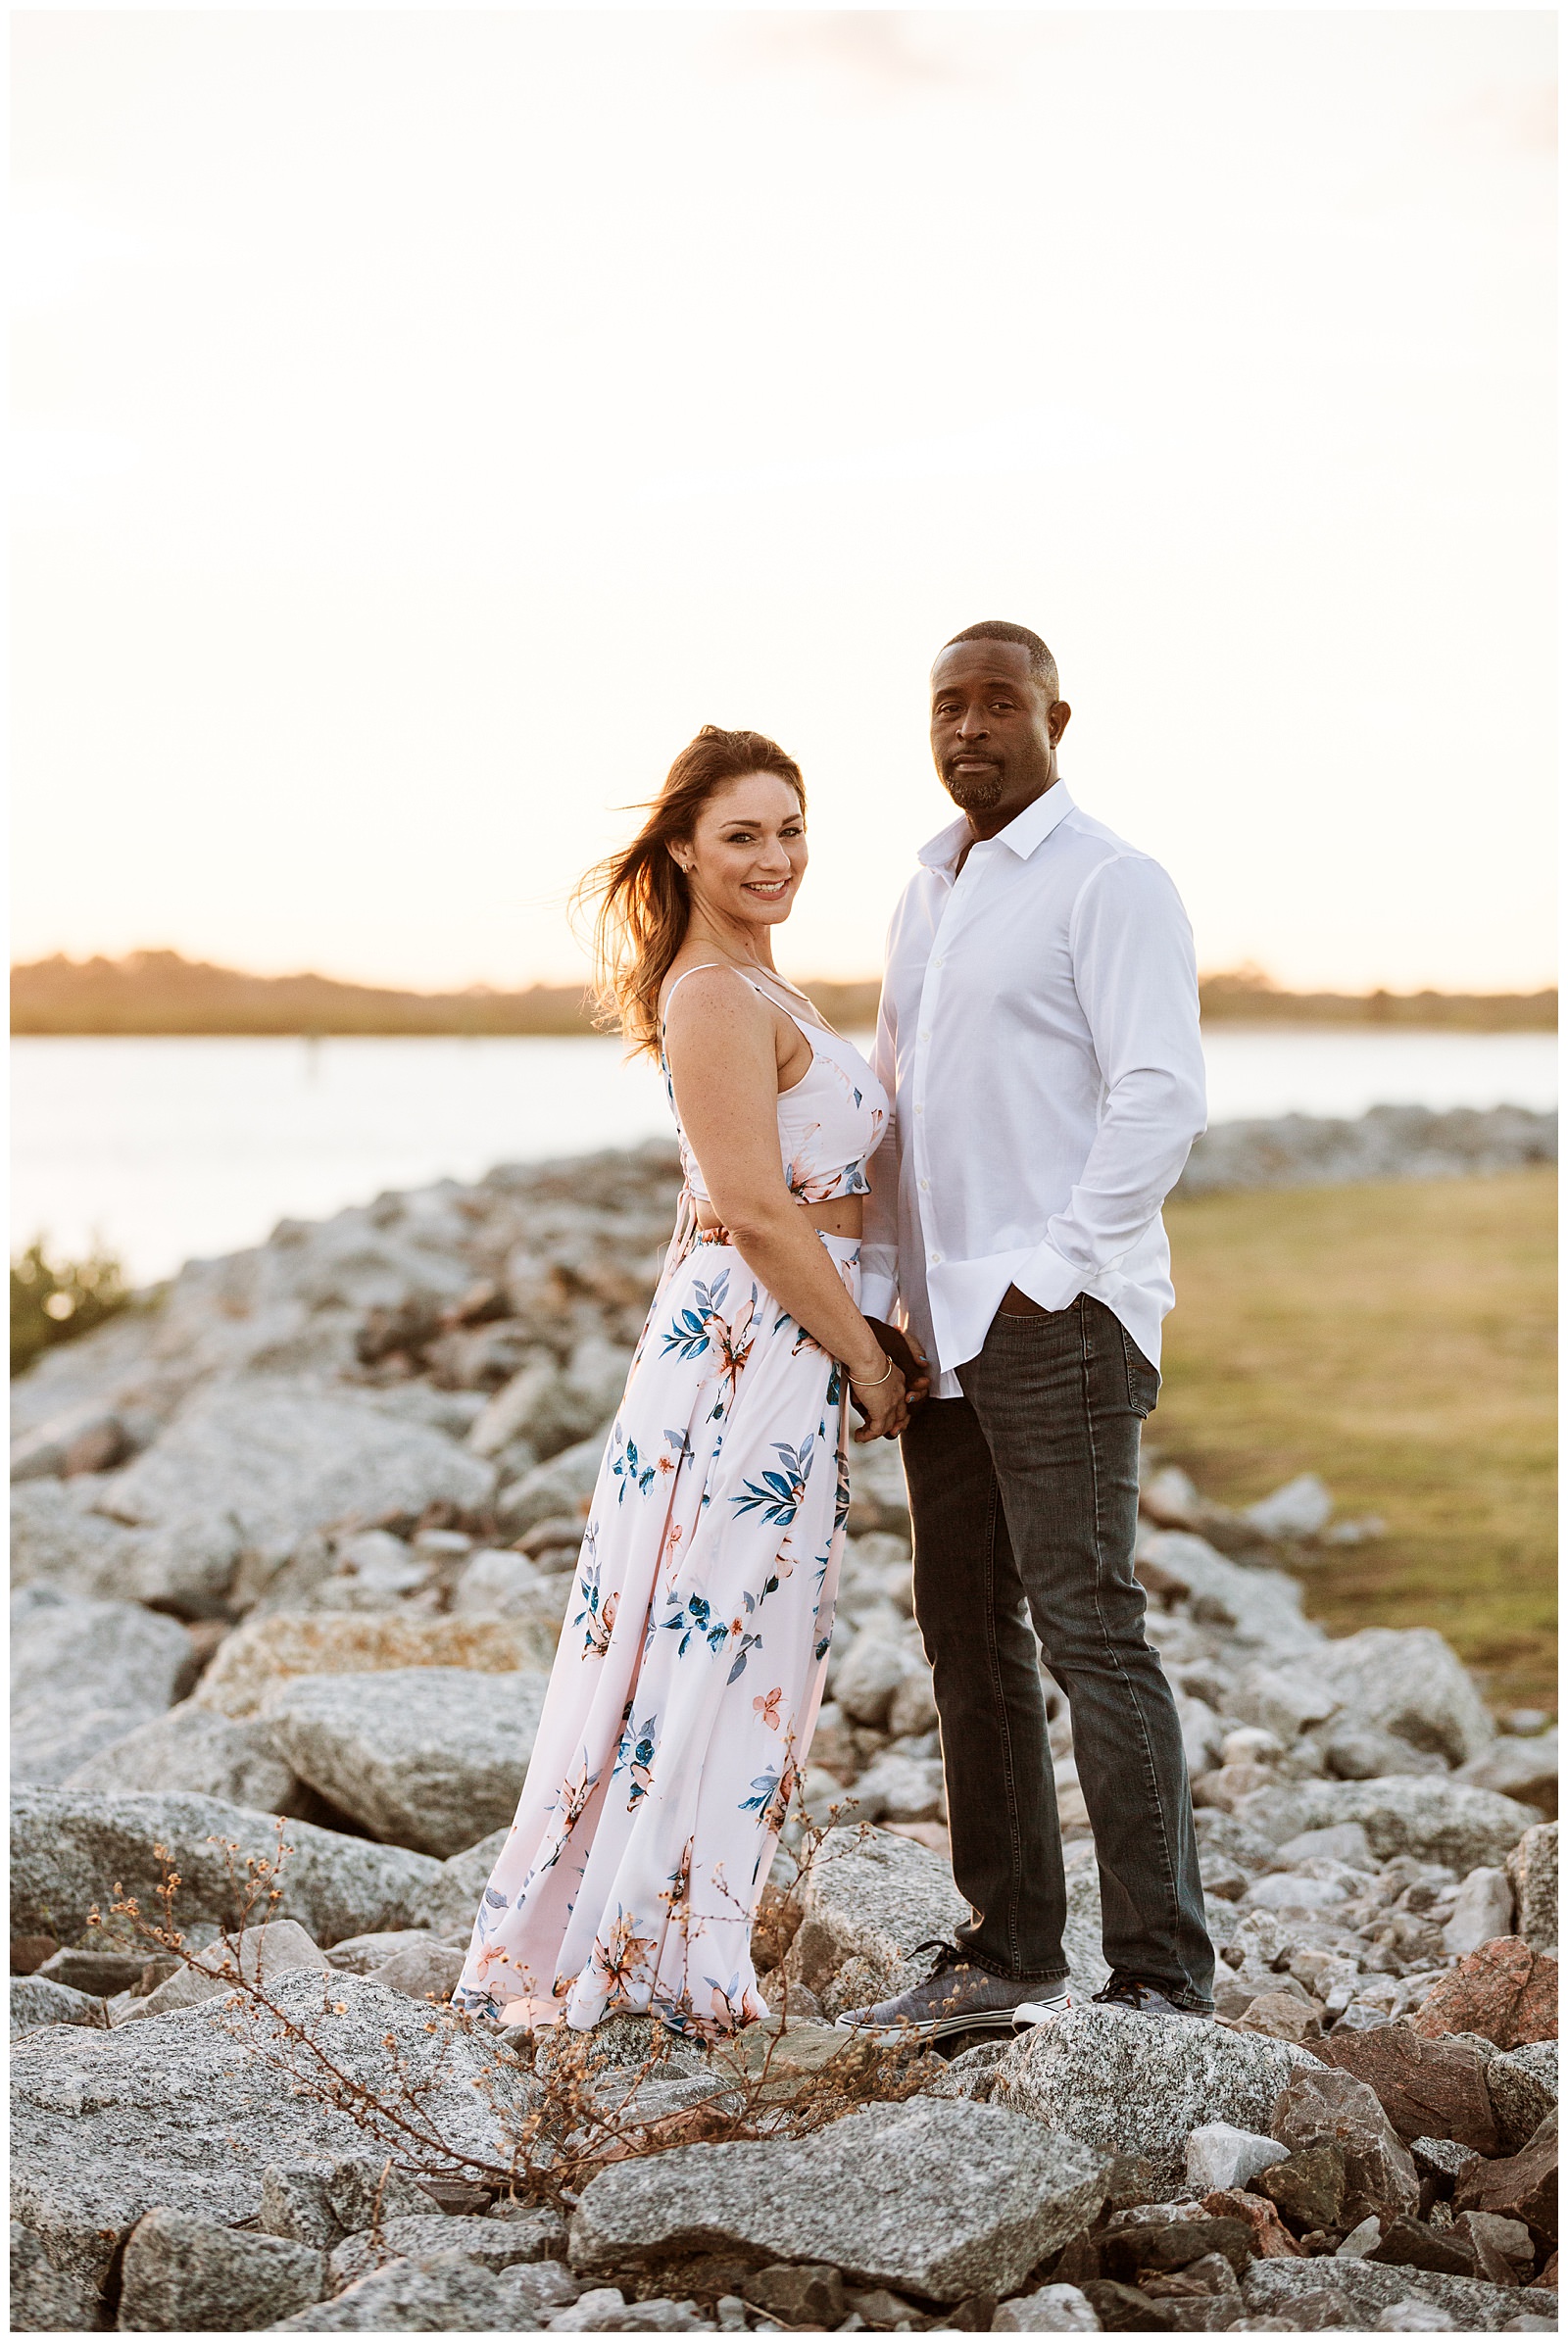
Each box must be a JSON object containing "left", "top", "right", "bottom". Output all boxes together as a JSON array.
[{"left": 1012, "top": 854, "right": 1207, "bottom": 1313}]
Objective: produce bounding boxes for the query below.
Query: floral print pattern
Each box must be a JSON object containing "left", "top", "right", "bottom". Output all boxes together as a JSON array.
[{"left": 454, "top": 1222, "right": 862, "bottom": 2041}]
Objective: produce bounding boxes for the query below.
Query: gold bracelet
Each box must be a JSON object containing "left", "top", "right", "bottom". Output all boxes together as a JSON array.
[{"left": 848, "top": 1353, "right": 895, "bottom": 1389}]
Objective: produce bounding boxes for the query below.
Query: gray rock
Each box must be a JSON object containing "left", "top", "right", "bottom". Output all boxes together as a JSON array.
[
  {"left": 1137, "top": 1533, "right": 1326, "bottom": 1664},
  {"left": 417, "top": 1826, "right": 514, "bottom": 1939},
  {"left": 95, "top": 1379, "right": 495, "bottom": 1600},
  {"left": 496, "top": 1430, "right": 608, "bottom": 1536},
  {"left": 1234, "top": 1777, "right": 1542, "bottom": 1875},
  {"left": 117, "top": 2205, "right": 326, "bottom": 2330},
  {"left": 1243, "top": 2256, "right": 1554, "bottom": 2332},
  {"left": 1311, "top": 1628, "right": 1494, "bottom": 1769},
  {"left": 1271, "top": 1823, "right": 1376, "bottom": 1872},
  {"left": 991, "top": 2003, "right": 1317, "bottom": 2189},
  {"left": 1486, "top": 2041, "right": 1558, "bottom": 2153},
  {"left": 261, "top": 1668, "right": 548, "bottom": 1857},
  {"left": 783, "top": 1825, "right": 970, "bottom": 2021},
  {"left": 11, "top": 1585, "right": 192, "bottom": 1783},
  {"left": 11, "top": 1786, "right": 447, "bottom": 1949},
  {"left": 834, "top": 1634, "right": 917, "bottom": 1729},
  {"left": 1506, "top": 1823, "right": 1558, "bottom": 1952},
  {"left": 11, "top": 2217, "right": 102, "bottom": 2332},
  {"left": 327, "top": 2212, "right": 564, "bottom": 2292},
  {"left": 1231, "top": 1663, "right": 1341, "bottom": 1745},
  {"left": 570, "top": 2095, "right": 1109, "bottom": 2303},
  {"left": 466, "top": 1355, "right": 561, "bottom": 1458},
  {"left": 34, "top": 1945, "right": 148, "bottom": 1996},
  {"left": 852, "top": 1750, "right": 946, "bottom": 1823},
  {"left": 1460, "top": 1733, "right": 1558, "bottom": 1817},
  {"left": 1176, "top": 1105, "right": 1557, "bottom": 1198},
  {"left": 12, "top": 1473, "right": 244, "bottom": 1618},
  {"left": 10, "top": 1477, "right": 165, "bottom": 1603},
  {"left": 12, "top": 1403, "right": 133, "bottom": 1484},
  {"left": 1176, "top": 1691, "right": 1227, "bottom": 1779},
  {"left": 1244, "top": 1475, "right": 1334, "bottom": 1540},
  {"left": 272, "top": 2246, "right": 513, "bottom": 2328},
  {"left": 546, "top": 2287, "right": 707, "bottom": 2332},
  {"left": 11, "top": 1969, "right": 529, "bottom": 2303},
  {"left": 1444, "top": 1867, "right": 1517, "bottom": 1959},
  {"left": 369, "top": 1940, "right": 466, "bottom": 2002},
  {"left": 1270, "top": 2066, "right": 1419, "bottom": 2228},
  {"left": 63, "top": 1699, "right": 298, "bottom": 1812},
  {"left": 259, "top": 2155, "right": 432, "bottom": 2248},
  {"left": 1184, "top": 2122, "right": 1288, "bottom": 2194},
  {"left": 1373, "top": 2303, "right": 1458, "bottom": 2332},
  {"left": 1056, "top": 1855, "right": 1113, "bottom": 1997},
  {"left": 844, "top": 1434, "right": 912, "bottom": 1535},
  {"left": 137, "top": 1917, "right": 330, "bottom": 2017},
  {"left": 11, "top": 1975, "right": 107, "bottom": 2036},
  {"left": 190, "top": 1609, "right": 550, "bottom": 1720},
  {"left": 325, "top": 1928, "right": 448, "bottom": 1976},
  {"left": 1320, "top": 1725, "right": 1448, "bottom": 1781},
  {"left": 991, "top": 2282, "right": 1101, "bottom": 2332}
]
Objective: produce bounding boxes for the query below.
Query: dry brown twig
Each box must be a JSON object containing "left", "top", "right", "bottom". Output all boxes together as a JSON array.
[{"left": 86, "top": 1787, "right": 933, "bottom": 2220}]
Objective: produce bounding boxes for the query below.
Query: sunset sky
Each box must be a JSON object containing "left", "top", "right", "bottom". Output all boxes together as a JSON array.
[{"left": 12, "top": 8, "right": 1556, "bottom": 995}]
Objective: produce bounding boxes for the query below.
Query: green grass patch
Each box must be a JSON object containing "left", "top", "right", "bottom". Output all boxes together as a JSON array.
[{"left": 1157, "top": 1169, "right": 1557, "bottom": 1713}]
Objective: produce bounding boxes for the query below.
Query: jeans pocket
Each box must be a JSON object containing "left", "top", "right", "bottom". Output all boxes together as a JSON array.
[{"left": 1121, "top": 1325, "right": 1161, "bottom": 1417}]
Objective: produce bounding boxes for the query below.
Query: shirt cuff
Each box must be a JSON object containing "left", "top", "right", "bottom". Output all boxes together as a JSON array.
[
  {"left": 858, "top": 1271, "right": 899, "bottom": 1322},
  {"left": 1012, "top": 1242, "right": 1085, "bottom": 1315}
]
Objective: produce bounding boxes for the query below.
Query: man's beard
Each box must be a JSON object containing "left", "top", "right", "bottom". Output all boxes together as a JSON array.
[{"left": 944, "top": 765, "right": 1005, "bottom": 810}]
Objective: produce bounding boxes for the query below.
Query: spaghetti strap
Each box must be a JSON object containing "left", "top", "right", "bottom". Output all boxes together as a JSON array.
[{"left": 660, "top": 963, "right": 726, "bottom": 1028}]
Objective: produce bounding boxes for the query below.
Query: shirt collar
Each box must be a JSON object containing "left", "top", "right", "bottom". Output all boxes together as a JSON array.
[{"left": 917, "top": 781, "right": 1077, "bottom": 873}]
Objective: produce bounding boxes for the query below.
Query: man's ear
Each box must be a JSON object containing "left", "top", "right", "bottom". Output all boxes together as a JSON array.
[{"left": 1049, "top": 700, "right": 1072, "bottom": 745}]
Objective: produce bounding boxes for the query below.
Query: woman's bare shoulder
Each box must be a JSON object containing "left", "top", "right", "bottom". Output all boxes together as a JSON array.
[{"left": 659, "top": 958, "right": 761, "bottom": 1033}]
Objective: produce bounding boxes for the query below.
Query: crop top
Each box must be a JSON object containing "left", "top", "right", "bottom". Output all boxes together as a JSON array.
[{"left": 660, "top": 963, "right": 889, "bottom": 1210}]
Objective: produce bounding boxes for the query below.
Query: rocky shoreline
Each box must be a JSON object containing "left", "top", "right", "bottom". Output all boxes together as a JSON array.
[{"left": 10, "top": 1131, "right": 1559, "bottom": 2334}]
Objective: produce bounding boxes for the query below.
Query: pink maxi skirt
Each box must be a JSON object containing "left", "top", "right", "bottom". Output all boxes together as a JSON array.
[{"left": 455, "top": 1226, "right": 857, "bottom": 2040}]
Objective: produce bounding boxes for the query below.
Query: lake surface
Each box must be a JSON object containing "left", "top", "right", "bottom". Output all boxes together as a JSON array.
[{"left": 12, "top": 1029, "right": 1558, "bottom": 1287}]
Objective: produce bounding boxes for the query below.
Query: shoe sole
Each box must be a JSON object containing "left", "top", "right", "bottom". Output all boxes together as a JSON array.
[
  {"left": 1011, "top": 2001, "right": 1074, "bottom": 2029},
  {"left": 834, "top": 2007, "right": 1027, "bottom": 2042}
]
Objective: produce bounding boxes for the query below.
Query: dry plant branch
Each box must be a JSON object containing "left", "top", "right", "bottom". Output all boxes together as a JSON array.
[{"left": 87, "top": 1788, "right": 932, "bottom": 2222}]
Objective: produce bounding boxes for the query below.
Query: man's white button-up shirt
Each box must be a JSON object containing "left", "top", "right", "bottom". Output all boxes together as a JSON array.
[{"left": 859, "top": 783, "right": 1207, "bottom": 1397}]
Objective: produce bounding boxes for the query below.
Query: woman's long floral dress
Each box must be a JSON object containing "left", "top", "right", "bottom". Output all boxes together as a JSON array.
[{"left": 454, "top": 1214, "right": 863, "bottom": 2039}]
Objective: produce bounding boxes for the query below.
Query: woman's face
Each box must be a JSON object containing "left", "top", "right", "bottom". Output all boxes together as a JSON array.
[{"left": 675, "top": 773, "right": 808, "bottom": 933}]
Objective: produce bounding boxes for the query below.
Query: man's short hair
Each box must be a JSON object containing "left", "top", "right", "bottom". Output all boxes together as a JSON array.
[{"left": 941, "top": 620, "right": 1059, "bottom": 705}]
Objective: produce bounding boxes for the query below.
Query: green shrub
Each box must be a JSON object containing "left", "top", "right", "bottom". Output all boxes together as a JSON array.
[{"left": 11, "top": 1240, "right": 129, "bottom": 1377}]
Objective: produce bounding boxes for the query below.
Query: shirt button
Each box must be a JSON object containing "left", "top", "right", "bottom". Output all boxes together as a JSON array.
[
  {"left": 914, "top": 1103, "right": 924, "bottom": 1116},
  {"left": 929, "top": 1250, "right": 942, "bottom": 1265},
  {"left": 934, "top": 956, "right": 945, "bottom": 967},
  {"left": 918, "top": 1029, "right": 930, "bottom": 1042},
  {"left": 918, "top": 1178, "right": 929, "bottom": 1192}
]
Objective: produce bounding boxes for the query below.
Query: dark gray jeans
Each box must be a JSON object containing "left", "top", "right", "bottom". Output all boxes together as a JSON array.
[{"left": 901, "top": 1294, "right": 1214, "bottom": 2012}]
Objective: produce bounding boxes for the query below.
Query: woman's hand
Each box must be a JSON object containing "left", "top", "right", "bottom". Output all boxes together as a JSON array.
[
  {"left": 865, "top": 1318, "right": 931, "bottom": 1406},
  {"left": 847, "top": 1350, "right": 908, "bottom": 1442}
]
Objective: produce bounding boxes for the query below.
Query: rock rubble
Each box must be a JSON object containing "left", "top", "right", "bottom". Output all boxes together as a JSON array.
[{"left": 8, "top": 1142, "right": 1558, "bottom": 2331}]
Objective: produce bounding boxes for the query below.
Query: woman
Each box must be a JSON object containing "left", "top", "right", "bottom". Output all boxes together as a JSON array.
[{"left": 456, "top": 725, "right": 921, "bottom": 2040}]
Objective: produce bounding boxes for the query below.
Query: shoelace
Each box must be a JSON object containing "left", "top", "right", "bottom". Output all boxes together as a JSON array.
[
  {"left": 910, "top": 1937, "right": 967, "bottom": 1980},
  {"left": 1093, "top": 1975, "right": 1165, "bottom": 2010}
]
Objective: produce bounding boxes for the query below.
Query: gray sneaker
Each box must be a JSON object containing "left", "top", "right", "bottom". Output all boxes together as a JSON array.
[
  {"left": 834, "top": 1940, "right": 1058, "bottom": 2042},
  {"left": 1093, "top": 1975, "right": 1211, "bottom": 2021}
]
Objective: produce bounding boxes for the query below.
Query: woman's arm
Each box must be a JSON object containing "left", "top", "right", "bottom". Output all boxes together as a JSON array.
[{"left": 662, "top": 968, "right": 906, "bottom": 1440}]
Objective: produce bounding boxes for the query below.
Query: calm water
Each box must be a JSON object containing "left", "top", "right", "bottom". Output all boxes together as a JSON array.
[{"left": 12, "top": 1029, "right": 1558, "bottom": 1287}]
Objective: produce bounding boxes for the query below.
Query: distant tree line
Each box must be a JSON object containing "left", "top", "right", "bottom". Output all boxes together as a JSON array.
[{"left": 9, "top": 951, "right": 1557, "bottom": 1036}]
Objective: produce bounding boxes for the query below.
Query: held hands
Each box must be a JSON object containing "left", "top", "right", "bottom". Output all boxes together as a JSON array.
[
  {"left": 846, "top": 1348, "right": 908, "bottom": 1442},
  {"left": 848, "top": 1318, "right": 932, "bottom": 1441}
]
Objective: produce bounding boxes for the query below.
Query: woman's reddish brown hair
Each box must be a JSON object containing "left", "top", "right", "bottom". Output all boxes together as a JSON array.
[{"left": 575, "top": 724, "right": 806, "bottom": 1057}]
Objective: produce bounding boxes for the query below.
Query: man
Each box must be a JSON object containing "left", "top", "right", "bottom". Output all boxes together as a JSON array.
[{"left": 843, "top": 618, "right": 1214, "bottom": 2037}]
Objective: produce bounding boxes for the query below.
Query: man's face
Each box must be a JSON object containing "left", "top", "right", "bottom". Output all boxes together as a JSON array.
[{"left": 929, "top": 640, "right": 1069, "bottom": 830}]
